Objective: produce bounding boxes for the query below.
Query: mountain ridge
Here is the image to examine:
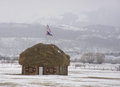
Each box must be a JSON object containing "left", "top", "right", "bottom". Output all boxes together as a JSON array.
[{"left": 0, "top": 23, "right": 120, "bottom": 58}]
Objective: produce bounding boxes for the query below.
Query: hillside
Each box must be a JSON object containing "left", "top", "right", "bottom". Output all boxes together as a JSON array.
[{"left": 0, "top": 23, "right": 120, "bottom": 60}]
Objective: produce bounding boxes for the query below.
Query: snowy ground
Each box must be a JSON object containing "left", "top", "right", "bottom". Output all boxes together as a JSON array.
[{"left": 0, "top": 63, "right": 120, "bottom": 87}]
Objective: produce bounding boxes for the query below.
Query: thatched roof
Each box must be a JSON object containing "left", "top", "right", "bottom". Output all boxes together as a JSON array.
[{"left": 19, "top": 43, "right": 70, "bottom": 66}]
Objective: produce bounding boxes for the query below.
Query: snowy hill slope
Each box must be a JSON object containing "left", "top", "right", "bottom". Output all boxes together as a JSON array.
[{"left": 0, "top": 23, "right": 120, "bottom": 59}]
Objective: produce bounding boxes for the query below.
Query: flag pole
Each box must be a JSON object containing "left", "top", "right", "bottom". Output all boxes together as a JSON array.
[
  {"left": 46, "top": 25, "right": 53, "bottom": 44},
  {"left": 45, "top": 25, "right": 48, "bottom": 44},
  {"left": 45, "top": 32, "right": 47, "bottom": 44}
]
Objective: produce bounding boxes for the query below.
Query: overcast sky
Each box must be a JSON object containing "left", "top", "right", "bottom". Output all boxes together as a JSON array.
[{"left": 0, "top": 0, "right": 119, "bottom": 26}]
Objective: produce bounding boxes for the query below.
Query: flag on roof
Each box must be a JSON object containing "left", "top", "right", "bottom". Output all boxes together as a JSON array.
[{"left": 46, "top": 25, "right": 53, "bottom": 36}]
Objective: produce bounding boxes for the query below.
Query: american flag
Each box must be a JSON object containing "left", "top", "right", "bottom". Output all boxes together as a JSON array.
[{"left": 46, "top": 25, "right": 53, "bottom": 36}]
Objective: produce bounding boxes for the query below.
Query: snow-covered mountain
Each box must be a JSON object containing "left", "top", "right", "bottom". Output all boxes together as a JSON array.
[{"left": 0, "top": 23, "right": 120, "bottom": 60}]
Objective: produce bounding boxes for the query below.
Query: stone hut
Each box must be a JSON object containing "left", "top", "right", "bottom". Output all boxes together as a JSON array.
[{"left": 19, "top": 43, "right": 70, "bottom": 75}]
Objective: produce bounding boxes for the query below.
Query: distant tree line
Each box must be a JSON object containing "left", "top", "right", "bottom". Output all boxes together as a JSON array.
[
  {"left": 0, "top": 55, "right": 18, "bottom": 63},
  {"left": 105, "top": 52, "right": 120, "bottom": 57},
  {"left": 105, "top": 58, "right": 120, "bottom": 64},
  {"left": 71, "top": 53, "right": 105, "bottom": 64},
  {"left": 71, "top": 52, "right": 120, "bottom": 64},
  {"left": 80, "top": 53, "right": 105, "bottom": 64}
]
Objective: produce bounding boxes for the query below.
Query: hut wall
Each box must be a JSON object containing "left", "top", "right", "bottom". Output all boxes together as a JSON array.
[
  {"left": 22, "top": 65, "right": 24, "bottom": 74},
  {"left": 59, "top": 66, "right": 68, "bottom": 75},
  {"left": 22, "top": 65, "right": 39, "bottom": 75},
  {"left": 43, "top": 66, "right": 68, "bottom": 75},
  {"left": 43, "top": 66, "right": 59, "bottom": 75},
  {"left": 22, "top": 65, "right": 68, "bottom": 75}
]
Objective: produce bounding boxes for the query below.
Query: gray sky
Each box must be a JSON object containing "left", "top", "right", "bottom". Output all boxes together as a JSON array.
[{"left": 0, "top": 0, "right": 119, "bottom": 26}]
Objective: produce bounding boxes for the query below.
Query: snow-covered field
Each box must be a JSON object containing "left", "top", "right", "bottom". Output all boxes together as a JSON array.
[{"left": 0, "top": 63, "right": 120, "bottom": 87}]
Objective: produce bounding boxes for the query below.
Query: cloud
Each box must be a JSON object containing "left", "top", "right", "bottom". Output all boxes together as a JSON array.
[
  {"left": 0, "top": 0, "right": 119, "bottom": 24},
  {"left": 83, "top": 8, "right": 120, "bottom": 27}
]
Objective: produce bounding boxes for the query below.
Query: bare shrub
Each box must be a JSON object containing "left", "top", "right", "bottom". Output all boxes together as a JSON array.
[
  {"left": 80, "top": 53, "right": 105, "bottom": 64},
  {"left": 80, "top": 53, "right": 95, "bottom": 63},
  {"left": 95, "top": 53, "right": 105, "bottom": 64}
]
